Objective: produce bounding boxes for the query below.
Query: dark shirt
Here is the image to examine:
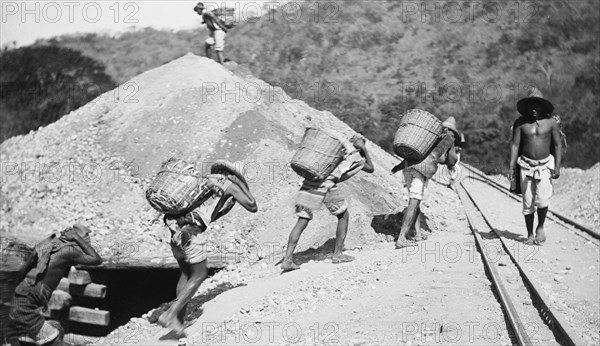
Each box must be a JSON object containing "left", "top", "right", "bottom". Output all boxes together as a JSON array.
[{"left": 408, "top": 131, "right": 456, "bottom": 179}]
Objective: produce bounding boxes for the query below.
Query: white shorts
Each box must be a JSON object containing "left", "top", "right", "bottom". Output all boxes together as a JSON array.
[
  {"left": 295, "top": 185, "right": 348, "bottom": 220},
  {"left": 403, "top": 169, "right": 428, "bottom": 201},
  {"left": 520, "top": 167, "right": 553, "bottom": 215},
  {"left": 206, "top": 30, "right": 226, "bottom": 51},
  {"left": 169, "top": 224, "right": 207, "bottom": 264}
]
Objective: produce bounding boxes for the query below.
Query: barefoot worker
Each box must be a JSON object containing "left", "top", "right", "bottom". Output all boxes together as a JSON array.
[
  {"left": 158, "top": 162, "right": 257, "bottom": 336},
  {"left": 392, "top": 115, "right": 459, "bottom": 248},
  {"left": 6, "top": 224, "right": 102, "bottom": 345},
  {"left": 194, "top": 2, "right": 234, "bottom": 64},
  {"left": 509, "top": 87, "right": 562, "bottom": 245},
  {"left": 282, "top": 136, "right": 374, "bottom": 272}
]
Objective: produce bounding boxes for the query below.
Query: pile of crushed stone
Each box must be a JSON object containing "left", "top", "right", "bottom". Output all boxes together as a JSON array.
[{"left": 0, "top": 54, "right": 409, "bottom": 267}]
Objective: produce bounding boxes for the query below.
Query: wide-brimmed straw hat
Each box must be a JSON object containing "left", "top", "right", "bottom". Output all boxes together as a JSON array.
[
  {"left": 442, "top": 116, "right": 459, "bottom": 138},
  {"left": 210, "top": 160, "right": 248, "bottom": 190},
  {"left": 517, "top": 87, "right": 554, "bottom": 116},
  {"left": 72, "top": 223, "right": 91, "bottom": 234}
]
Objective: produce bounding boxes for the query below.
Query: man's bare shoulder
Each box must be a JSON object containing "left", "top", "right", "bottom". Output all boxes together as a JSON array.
[
  {"left": 45, "top": 246, "right": 77, "bottom": 267},
  {"left": 513, "top": 116, "right": 530, "bottom": 129},
  {"left": 56, "top": 244, "right": 83, "bottom": 258},
  {"left": 538, "top": 117, "right": 557, "bottom": 130}
]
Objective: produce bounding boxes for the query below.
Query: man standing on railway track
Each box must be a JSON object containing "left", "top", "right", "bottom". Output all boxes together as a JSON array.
[{"left": 509, "top": 87, "right": 562, "bottom": 245}]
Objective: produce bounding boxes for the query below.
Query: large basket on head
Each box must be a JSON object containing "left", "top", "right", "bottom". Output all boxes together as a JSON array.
[
  {"left": 393, "top": 109, "right": 443, "bottom": 162},
  {"left": 146, "top": 158, "right": 213, "bottom": 215},
  {"left": 291, "top": 128, "right": 347, "bottom": 181}
]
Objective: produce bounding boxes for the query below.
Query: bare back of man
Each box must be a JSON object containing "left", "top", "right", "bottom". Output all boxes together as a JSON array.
[
  {"left": 40, "top": 243, "right": 101, "bottom": 292},
  {"left": 9, "top": 226, "right": 101, "bottom": 344},
  {"left": 21, "top": 226, "right": 102, "bottom": 298}
]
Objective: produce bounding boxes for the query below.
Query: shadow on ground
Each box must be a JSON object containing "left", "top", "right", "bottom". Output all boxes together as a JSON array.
[
  {"left": 281, "top": 238, "right": 338, "bottom": 267},
  {"left": 371, "top": 211, "right": 405, "bottom": 242},
  {"left": 494, "top": 228, "right": 526, "bottom": 241},
  {"left": 480, "top": 228, "right": 525, "bottom": 242},
  {"left": 371, "top": 210, "right": 434, "bottom": 242},
  {"left": 149, "top": 280, "right": 243, "bottom": 340},
  {"left": 185, "top": 282, "right": 244, "bottom": 322}
]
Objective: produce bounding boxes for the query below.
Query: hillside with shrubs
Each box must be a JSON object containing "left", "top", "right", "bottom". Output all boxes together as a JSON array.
[{"left": 2, "top": 0, "right": 598, "bottom": 172}]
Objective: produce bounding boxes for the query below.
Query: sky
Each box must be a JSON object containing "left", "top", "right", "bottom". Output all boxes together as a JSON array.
[{"left": 0, "top": 0, "right": 278, "bottom": 47}]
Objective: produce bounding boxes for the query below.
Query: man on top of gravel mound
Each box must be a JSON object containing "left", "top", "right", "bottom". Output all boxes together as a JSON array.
[{"left": 194, "top": 2, "right": 234, "bottom": 64}]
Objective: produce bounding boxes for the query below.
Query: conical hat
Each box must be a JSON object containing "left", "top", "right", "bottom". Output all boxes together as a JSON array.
[
  {"left": 72, "top": 223, "right": 91, "bottom": 234},
  {"left": 209, "top": 160, "right": 248, "bottom": 190},
  {"left": 441, "top": 116, "right": 459, "bottom": 137},
  {"left": 517, "top": 87, "right": 554, "bottom": 116}
]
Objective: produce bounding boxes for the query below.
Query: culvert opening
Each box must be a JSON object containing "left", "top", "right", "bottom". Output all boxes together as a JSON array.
[{"left": 61, "top": 266, "right": 223, "bottom": 337}]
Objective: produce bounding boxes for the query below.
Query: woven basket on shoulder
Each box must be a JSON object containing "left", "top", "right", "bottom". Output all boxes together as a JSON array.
[
  {"left": 393, "top": 109, "right": 443, "bottom": 162},
  {"left": 291, "top": 128, "right": 347, "bottom": 181},
  {"left": 146, "top": 158, "right": 213, "bottom": 215}
]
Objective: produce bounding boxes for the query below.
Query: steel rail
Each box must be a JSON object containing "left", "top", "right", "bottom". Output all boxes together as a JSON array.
[
  {"left": 454, "top": 184, "right": 533, "bottom": 346},
  {"left": 457, "top": 182, "right": 587, "bottom": 346},
  {"left": 460, "top": 163, "right": 599, "bottom": 240}
]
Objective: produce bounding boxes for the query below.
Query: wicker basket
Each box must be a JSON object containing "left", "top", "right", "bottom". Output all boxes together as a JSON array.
[
  {"left": 393, "top": 109, "right": 443, "bottom": 162},
  {"left": 291, "top": 128, "right": 347, "bottom": 181},
  {"left": 213, "top": 7, "right": 235, "bottom": 27},
  {"left": 146, "top": 158, "right": 213, "bottom": 215}
]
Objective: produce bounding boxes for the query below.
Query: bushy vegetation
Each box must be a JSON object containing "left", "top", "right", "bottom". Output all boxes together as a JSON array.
[
  {"left": 226, "top": 0, "right": 600, "bottom": 172},
  {"left": 3, "top": 0, "right": 598, "bottom": 172},
  {"left": 0, "top": 46, "right": 115, "bottom": 142}
]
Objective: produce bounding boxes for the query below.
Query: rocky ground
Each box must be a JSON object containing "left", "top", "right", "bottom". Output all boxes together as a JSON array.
[
  {"left": 2, "top": 55, "right": 598, "bottom": 345},
  {"left": 86, "top": 165, "right": 599, "bottom": 346},
  {"left": 552, "top": 163, "right": 600, "bottom": 230},
  {"left": 94, "top": 175, "right": 516, "bottom": 346},
  {"left": 0, "top": 55, "right": 404, "bottom": 267},
  {"left": 461, "top": 171, "right": 600, "bottom": 346}
]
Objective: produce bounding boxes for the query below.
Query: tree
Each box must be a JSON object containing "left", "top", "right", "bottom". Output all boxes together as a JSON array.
[{"left": 0, "top": 46, "right": 115, "bottom": 142}]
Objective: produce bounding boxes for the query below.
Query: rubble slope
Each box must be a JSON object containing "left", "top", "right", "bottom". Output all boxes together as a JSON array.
[{"left": 1, "top": 54, "right": 409, "bottom": 265}]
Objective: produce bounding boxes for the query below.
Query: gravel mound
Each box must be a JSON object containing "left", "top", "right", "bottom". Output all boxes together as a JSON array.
[{"left": 0, "top": 54, "right": 407, "bottom": 266}]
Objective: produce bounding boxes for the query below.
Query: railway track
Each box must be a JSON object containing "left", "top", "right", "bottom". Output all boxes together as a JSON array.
[
  {"left": 460, "top": 163, "right": 598, "bottom": 241},
  {"left": 452, "top": 164, "right": 598, "bottom": 346}
]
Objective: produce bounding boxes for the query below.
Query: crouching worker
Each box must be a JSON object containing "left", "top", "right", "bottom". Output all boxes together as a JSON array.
[
  {"left": 282, "top": 136, "right": 374, "bottom": 272},
  {"left": 158, "top": 162, "right": 257, "bottom": 336},
  {"left": 7, "top": 224, "right": 102, "bottom": 345}
]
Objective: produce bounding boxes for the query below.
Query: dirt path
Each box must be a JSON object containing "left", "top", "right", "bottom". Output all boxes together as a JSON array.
[
  {"left": 95, "top": 179, "right": 518, "bottom": 346},
  {"left": 91, "top": 168, "right": 599, "bottom": 346}
]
